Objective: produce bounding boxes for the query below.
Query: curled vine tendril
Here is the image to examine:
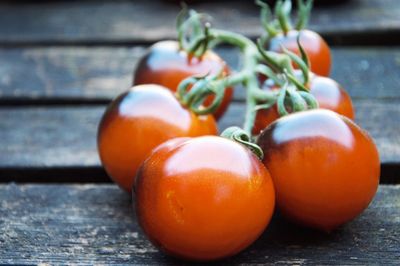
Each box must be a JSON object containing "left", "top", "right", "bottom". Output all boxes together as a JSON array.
[{"left": 176, "top": 70, "right": 226, "bottom": 116}]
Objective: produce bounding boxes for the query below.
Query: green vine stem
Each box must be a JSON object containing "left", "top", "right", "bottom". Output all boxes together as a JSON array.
[
  {"left": 209, "top": 29, "right": 272, "bottom": 135},
  {"left": 175, "top": 8, "right": 319, "bottom": 157},
  {"left": 176, "top": 14, "right": 278, "bottom": 136}
]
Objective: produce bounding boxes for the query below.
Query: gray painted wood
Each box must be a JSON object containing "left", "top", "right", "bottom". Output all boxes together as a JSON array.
[
  {"left": 0, "top": 184, "right": 398, "bottom": 264},
  {"left": 0, "top": 0, "right": 398, "bottom": 44},
  {"left": 0, "top": 47, "right": 399, "bottom": 102},
  {"left": 0, "top": 99, "right": 398, "bottom": 171},
  {"left": 0, "top": 106, "right": 103, "bottom": 168}
]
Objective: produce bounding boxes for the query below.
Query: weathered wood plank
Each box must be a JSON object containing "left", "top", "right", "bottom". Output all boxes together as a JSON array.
[
  {"left": 0, "top": 106, "right": 103, "bottom": 168},
  {"left": 1, "top": 47, "right": 399, "bottom": 102},
  {"left": 0, "top": 47, "right": 144, "bottom": 102},
  {"left": 0, "top": 0, "right": 398, "bottom": 45},
  {"left": 0, "top": 184, "right": 398, "bottom": 264},
  {"left": 0, "top": 99, "right": 398, "bottom": 173}
]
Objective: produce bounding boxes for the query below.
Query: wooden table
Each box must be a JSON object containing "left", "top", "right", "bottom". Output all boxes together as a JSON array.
[{"left": 0, "top": 0, "right": 399, "bottom": 264}]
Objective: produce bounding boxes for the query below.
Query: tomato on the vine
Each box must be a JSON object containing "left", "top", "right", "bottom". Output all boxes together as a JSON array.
[
  {"left": 135, "top": 136, "right": 275, "bottom": 261},
  {"left": 257, "top": 110, "right": 380, "bottom": 232},
  {"left": 269, "top": 30, "right": 331, "bottom": 77},
  {"left": 133, "top": 41, "right": 233, "bottom": 119},
  {"left": 253, "top": 73, "right": 354, "bottom": 134},
  {"left": 97, "top": 84, "right": 217, "bottom": 193}
]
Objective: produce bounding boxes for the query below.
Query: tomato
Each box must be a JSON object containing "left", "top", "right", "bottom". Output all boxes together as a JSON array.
[
  {"left": 135, "top": 136, "right": 275, "bottom": 261},
  {"left": 133, "top": 41, "right": 233, "bottom": 119},
  {"left": 97, "top": 85, "right": 217, "bottom": 193},
  {"left": 269, "top": 30, "right": 331, "bottom": 77},
  {"left": 257, "top": 110, "right": 380, "bottom": 232},
  {"left": 253, "top": 74, "right": 354, "bottom": 134}
]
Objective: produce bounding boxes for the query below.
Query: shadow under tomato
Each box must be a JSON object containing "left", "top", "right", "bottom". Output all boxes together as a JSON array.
[
  {"left": 218, "top": 211, "right": 347, "bottom": 264},
  {"left": 252, "top": 211, "right": 341, "bottom": 246},
  {"left": 150, "top": 211, "right": 342, "bottom": 265}
]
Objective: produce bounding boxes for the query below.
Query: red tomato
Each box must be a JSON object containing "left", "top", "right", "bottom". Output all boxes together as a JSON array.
[
  {"left": 135, "top": 136, "right": 275, "bottom": 261},
  {"left": 253, "top": 74, "right": 354, "bottom": 134},
  {"left": 133, "top": 41, "right": 233, "bottom": 119},
  {"left": 257, "top": 110, "right": 380, "bottom": 232},
  {"left": 97, "top": 85, "right": 217, "bottom": 193},
  {"left": 269, "top": 30, "right": 331, "bottom": 77}
]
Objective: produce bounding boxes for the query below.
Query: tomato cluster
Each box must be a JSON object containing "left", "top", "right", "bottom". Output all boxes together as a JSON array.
[{"left": 96, "top": 2, "right": 380, "bottom": 262}]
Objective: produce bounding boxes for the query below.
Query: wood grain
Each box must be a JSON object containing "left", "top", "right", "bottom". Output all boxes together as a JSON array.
[
  {"left": 0, "top": 183, "right": 398, "bottom": 264},
  {"left": 1, "top": 47, "right": 399, "bottom": 102},
  {"left": 0, "top": 0, "right": 398, "bottom": 45},
  {"left": 0, "top": 99, "right": 399, "bottom": 175}
]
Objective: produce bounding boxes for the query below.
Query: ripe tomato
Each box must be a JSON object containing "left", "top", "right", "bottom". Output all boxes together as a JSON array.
[
  {"left": 269, "top": 30, "right": 331, "bottom": 76},
  {"left": 257, "top": 110, "right": 380, "bottom": 232},
  {"left": 97, "top": 85, "right": 217, "bottom": 193},
  {"left": 133, "top": 41, "right": 233, "bottom": 119},
  {"left": 135, "top": 136, "right": 275, "bottom": 261},
  {"left": 253, "top": 74, "right": 354, "bottom": 134}
]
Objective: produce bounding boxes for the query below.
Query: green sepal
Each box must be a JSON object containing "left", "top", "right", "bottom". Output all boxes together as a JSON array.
[
  {"left": 298, "top": 91, "right": 319, "bottom": 109},
  {"left": 295, "top": 0, "right": 313, "bottom": 30},
  {"left": 275, "top": 0, "right": 293, "bottom": 34},
  {"left": 280, "top": 44, "right": 309, "bottom": 86},
  {"left": 221, "top": 126, "right": 264, "bottom": 160}
]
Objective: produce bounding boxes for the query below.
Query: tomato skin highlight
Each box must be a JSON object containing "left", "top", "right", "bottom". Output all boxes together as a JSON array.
[
  {"left": 97, "top": 85, "right": 217, "bottom": 193},
  {"left": 135, "top": 136, "right": 275, "bottom": 261},
  {"left": 253, "top": 74, "right": 354, "bottom": 135},
  {"left": 269, "top": 29, "right": 331, "bottom": 77},
  {"left": 310, "top": 75, "right": 354, "bottom": 119},
  {"left": 133, "top": 40, "right": 233, "bottom": 120},
  {"left": 257, "top": 110, "right": 380, "bottom": 232}
]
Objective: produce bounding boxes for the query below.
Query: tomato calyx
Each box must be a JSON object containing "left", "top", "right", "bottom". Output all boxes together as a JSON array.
[
  {"left": 256, "top": 0, "right": 313, "bottom": 40},
  {"left": 257, "top": 36, "right": 311, "bottom": 89},
  {"left": 256, "top": 38, "right": 318, "bottom": 118},
  {"left": 221, "top": 127, "right": 264, "bottom": 160}
]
